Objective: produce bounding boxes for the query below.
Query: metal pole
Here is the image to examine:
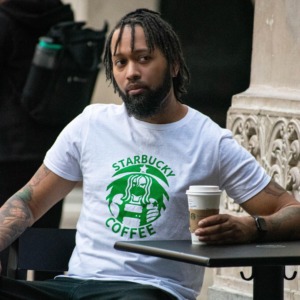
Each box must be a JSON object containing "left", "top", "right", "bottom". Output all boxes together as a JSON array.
[{"left": 252, "top": 265, "right": 284, "bottom": 300}]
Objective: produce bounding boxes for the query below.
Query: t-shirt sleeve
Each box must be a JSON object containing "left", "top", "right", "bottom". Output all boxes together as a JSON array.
[
  {"left": 219, "top": 133, "right": 271, "bottom": 204},
  {"left": 44, "top": 114, "right": 84, "bottom": 181}
]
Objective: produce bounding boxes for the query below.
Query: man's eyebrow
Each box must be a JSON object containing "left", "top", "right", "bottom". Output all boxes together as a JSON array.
[{"left": 112, "top": 48, "right": 151, "bottom": 57}]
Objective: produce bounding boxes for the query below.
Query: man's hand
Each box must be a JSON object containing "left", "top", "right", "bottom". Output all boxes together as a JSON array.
[
  {"left": 195, "top": 180, "right": 300, "bottom": 244},
  {"left": 194, "top": 213, "right": 257, "bottom": 244}
]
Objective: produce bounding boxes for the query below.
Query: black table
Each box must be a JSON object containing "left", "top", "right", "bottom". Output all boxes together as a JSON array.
[{"left": 115, "top": 240, "right": 300, "bottom": 300}]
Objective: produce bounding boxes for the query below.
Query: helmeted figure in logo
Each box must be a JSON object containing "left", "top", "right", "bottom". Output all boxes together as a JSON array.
[{"left": 106, "top": 164, "right": 169, "bottom": 227}]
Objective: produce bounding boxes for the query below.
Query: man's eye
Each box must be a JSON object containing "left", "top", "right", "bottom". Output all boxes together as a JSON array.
[
  {"left": 139, "top": 56, "right": 150, "bottom": 62},
  {"left": 114, "top": 59, "right": 126, "bottom": 67}
]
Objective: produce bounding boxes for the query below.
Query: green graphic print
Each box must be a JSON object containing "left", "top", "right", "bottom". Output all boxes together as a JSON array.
[{"left": 105, "top": 157, "right": 174, "bottom": 239}]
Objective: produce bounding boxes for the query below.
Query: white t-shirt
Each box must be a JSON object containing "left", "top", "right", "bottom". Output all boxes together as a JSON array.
[{"left": 44, "top": 103, "right": 270, "bottom": 300}]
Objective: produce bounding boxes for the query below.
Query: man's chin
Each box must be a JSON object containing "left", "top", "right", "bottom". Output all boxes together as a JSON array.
[
  {"left": 124, "top": 104, "right": 157, "bottom": 119},
  {"left": 121, "top": 95, "right": 152, "bottom": 118}
]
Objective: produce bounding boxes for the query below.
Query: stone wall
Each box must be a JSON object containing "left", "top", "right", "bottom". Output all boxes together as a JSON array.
[{"left": 209, "top": 1, "right": 300, "bottom": 299}]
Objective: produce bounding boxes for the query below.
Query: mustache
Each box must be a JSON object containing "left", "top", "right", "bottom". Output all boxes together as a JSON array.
[{"left": 125, "top": 82, "right": 148, "bottom": 93}]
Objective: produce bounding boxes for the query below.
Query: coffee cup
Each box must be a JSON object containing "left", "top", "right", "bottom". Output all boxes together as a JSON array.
[{"left": 186, "top": 185, "right": 221, "bottom": 244}]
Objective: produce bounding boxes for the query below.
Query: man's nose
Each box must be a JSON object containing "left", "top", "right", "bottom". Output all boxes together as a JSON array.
[{"left": 126, "top": 62, "right": 141, "bottom": 80}]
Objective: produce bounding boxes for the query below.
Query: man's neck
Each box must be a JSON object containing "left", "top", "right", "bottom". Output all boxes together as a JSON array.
[{"left": 136, "top": 91, "right": 188, "bottom": 124}]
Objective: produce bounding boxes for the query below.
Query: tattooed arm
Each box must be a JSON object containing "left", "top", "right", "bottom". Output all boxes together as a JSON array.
[
  {"left": 0, "top": 164, "right": 77, "bottom": 252},
  {"left": 195, "top": 180, "right": 300, "bottom": 244}
]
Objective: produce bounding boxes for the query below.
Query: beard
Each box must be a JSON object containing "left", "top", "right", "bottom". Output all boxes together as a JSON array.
[{"left": 115, "top": 69, "right": 172, "bottom": 119}]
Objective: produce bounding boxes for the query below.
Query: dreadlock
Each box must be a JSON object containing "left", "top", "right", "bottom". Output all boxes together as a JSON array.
[{"left": 103, "top": 8, "right": 190, "bottom": 102}]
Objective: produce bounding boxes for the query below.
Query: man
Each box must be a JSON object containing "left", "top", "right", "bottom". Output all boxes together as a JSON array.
[{"left": 0, "top": 8, "right": 300, "bottom": 300}]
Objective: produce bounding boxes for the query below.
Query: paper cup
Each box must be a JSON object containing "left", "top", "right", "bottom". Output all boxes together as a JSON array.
[{"left": 186, "top": 185, "right": 221, "bottom": 244}]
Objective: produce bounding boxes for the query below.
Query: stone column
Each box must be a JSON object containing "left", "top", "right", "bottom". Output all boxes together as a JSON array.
[{"left": 208, "top": 0, "right": 300, "bottom": 299}]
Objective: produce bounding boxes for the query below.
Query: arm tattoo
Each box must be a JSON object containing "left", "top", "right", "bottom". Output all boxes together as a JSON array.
[
  {"left": 264, "top": 180, "right": 286, "bottom": 197},
  {"left": 14, "top": 185, "right": 33, "bottom": 203},
  {"left": 14, "top": 165, "right": 50, "bottom": 203},
  {"left": 269, "top": 206, "right": 300, "bottom": 240},
  {"left": 263, "top": 180, "right": 300, "bottom": 240},
  {"left": 0, "top": 167, "right": 50, "bottom": 250},
  {"left": 31, "top": 165, "right": 51, "bottom": 187},
  {"left": 0, "top": 193, "right": 33, "bottom": 250}
]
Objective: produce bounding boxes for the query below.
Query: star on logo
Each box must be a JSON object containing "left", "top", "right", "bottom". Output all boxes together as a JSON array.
[{"left": 140, "top": 165, "right": 148, "bottom": 173}]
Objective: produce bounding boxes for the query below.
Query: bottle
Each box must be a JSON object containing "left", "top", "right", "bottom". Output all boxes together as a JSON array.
[{"left": 32, "top": 37, "right": 62, "bottom": 69}]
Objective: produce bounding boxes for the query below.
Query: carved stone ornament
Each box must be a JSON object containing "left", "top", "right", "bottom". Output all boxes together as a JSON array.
[{"left": 225, "top": 108, "right": 300, "bottom": 212}]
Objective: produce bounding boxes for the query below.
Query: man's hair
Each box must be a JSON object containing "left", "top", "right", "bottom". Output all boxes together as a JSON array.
[{"left": 103, "top": 8, "right": 190, "bottom": 101}]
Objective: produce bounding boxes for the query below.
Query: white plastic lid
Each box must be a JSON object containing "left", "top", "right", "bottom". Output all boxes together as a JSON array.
[{"left": 186, "top": 185, "right": 221, "bottom": 194}]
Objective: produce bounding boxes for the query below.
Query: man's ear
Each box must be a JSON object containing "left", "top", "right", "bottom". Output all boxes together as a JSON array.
[{"left": 171, "top": 63, "right": 179, "bottom": 78}]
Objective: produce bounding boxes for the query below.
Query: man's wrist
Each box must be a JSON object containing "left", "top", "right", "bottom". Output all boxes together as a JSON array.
[{"left": 252, "top": 215, "right": 268, "bottom": 242}]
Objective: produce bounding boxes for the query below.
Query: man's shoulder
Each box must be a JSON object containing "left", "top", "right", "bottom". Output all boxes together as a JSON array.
[
  {"left": 83, "top": 103, "right": 125, "bottom": 117},
  {"left": 188, "top": 106, "right": 229, "bottom": 134}
]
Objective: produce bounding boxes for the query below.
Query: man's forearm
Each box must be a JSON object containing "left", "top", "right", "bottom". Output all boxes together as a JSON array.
[
  {"left": 266, "top": 205, "right": 300, "bottom": 241},
  {"left": 0, "top": 186, "right": 34, "bottom": 251}
]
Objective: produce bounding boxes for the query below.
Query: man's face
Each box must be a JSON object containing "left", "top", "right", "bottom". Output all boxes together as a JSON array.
[{"left": 111, "top": 25, "right": 173, "bottom": 119}]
